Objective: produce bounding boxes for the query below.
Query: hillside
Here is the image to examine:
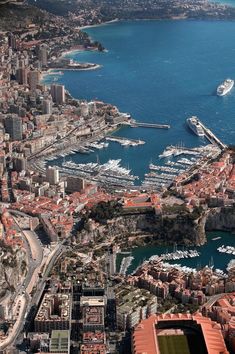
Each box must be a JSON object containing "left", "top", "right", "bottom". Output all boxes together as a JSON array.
[
  {"left": 28, "top": 0, "right": 235, "bottom": 22},
  {"left": 0, "top": 2, "right": 54, "bottom": 31},
  {"left": 0, "top": 241, "right": 27, "bottom": 300}
]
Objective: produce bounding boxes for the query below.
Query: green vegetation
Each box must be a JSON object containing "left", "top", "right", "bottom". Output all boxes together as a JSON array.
[
  {"left": 158, "top": 335, "right": 190, "bottom": 354},
  {"left": 162, "top": 203, "right": 188, "bottom": 215},
  {"left": 89, "top": 200, "right": 122, "bottom": 224}
]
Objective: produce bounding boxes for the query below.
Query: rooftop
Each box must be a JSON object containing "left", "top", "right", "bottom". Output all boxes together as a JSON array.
[{"left": 132, "top": 313, "right": 229, "bottom": 354}]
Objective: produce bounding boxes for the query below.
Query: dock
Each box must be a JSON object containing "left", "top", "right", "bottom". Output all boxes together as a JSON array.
[
  {"left": 106, "top": 135, "right": 145, "bottom": 145},
  {"left": 197, "top": 119, "right": 227, "bottom": 150},
  {"left": 131, "top": 120, "right": 170, "bottom": 129}
]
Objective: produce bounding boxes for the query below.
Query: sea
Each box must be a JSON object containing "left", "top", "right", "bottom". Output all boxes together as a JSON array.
[
  {"left": 43, "top": 19, "right": 235, "bottom": 271},
  {"left": 213, "top": 0, "right": 235, "bottom": 6}
]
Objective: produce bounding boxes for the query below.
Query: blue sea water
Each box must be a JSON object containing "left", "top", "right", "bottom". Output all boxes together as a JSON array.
[
  {"left": 43, "top": 20, "right": 235, "bottom": 269},
  {"left": 213, "top": 0, "right": 235, "bottom": 6},
  {"left": 44, "top": 20, "right": 235, "bottom": 181},
  {"left": 117, "top": 231, "right": 235, "bottom": 273}
]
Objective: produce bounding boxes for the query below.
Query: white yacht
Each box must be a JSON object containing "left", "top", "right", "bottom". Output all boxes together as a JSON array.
[
  {"left": 217, "top": 78, "right": 234, "bottom": 96},
  {"left": 186, "top": 116, "right": 204, "bottom": 137}
]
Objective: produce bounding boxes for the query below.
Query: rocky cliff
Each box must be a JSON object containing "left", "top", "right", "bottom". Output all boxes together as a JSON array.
[
  {"left": 80, "top": 209, "right": 208, "bottom": 247},
  {"left": 206, "top": 207, "right": 235, "bottom": 232},
  {"left": 0, "top": 242, "right": 27, "bottom": 300}
]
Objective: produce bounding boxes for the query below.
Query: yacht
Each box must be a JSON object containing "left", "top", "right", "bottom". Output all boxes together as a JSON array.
[
  {"left": 186, "top": 116, "right": 204, "bottom": 137},
  {"left": 217, "top": 79, "right": 234, "bottom": 96}
]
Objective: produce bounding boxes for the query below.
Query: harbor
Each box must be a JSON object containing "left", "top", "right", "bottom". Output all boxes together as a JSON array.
[
  {"left": 56, "top": 159, "right": 139, "bottom": 189},
  {"left": 188, "top": 117, "right": 227, "bottom": 150},
  {"left": 141, "top": 144, "right": 221, "bottom": 191},
  {"left": 34, "top": 140, "right": 222, "bottom": 192},
  {"left": 116, "top": 231, "right": 235, "bottom": 275},
  {"left": 149, "top": 249, "right": 200, "bottom": 262}
]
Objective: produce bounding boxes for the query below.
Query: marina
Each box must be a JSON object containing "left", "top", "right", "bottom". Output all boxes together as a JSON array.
[
  {"left": 217, "top": 245, "right": 235, "bottom": 255},
  {"left": 56, "top": 159, "right": 139, "bottom": 188},
  {"left": 117, "top": 232, "right": 235, "bottom": 275},
  {"left": 149, "top": 249, "right": 200, "bottom": 262},
  {"left": 140, "top": 144, "right": 222, "bottom": 191},
  {"left": 34, "top": 138, "right": 224, "bottom": 193}
]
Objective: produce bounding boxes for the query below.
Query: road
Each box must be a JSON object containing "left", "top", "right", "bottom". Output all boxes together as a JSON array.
[
  {"left": 0, "top": 210, "right": 66, "bottom": 349},
  {"left": 0, "top": 295, "right": 27, "bottom": 350},
  {"left": 203, "top": 293, "right": 226, "bottom": 309}
]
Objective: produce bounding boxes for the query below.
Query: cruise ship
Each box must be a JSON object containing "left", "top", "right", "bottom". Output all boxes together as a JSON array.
[
  {"left": 186, "top": 116, "right": 204, "bottom": 137},
  {"left": 217, "top": 78, "right": 234, "bottom": 96}
]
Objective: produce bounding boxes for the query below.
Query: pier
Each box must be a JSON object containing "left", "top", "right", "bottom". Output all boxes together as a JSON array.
[
  {"left": 197, "top": 120, "right": 227, "bottom": 150},
  {"left": 130, "top": 120, "right": 170, "bottom": 129},
  {"left": 119, "top": 256, "right": 134, "bottom": 275},
  {"left": 106, "top": 135, "right": 145, "bottom": 146}
]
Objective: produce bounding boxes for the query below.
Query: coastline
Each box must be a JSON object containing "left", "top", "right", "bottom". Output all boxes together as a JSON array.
[
  {"left": 40, "top": 64, "right": 102, "bottom": 84},
  {"left": 79, "top": 18, "right": 120, "bottom": 31}
]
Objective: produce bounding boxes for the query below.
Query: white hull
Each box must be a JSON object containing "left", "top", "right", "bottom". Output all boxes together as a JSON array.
[{"left": 217, "top": 79, "right": 234, "bottom": 96}]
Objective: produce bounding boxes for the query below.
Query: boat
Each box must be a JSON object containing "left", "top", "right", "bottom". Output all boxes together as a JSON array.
[
  {"left": 211, "top": 236, "right": 222, "bottom": 241},
  {"left": 159, "top": 149, "right": 174, "bottom": 159},
  {"left": 186, "top": 116, "right": 204, "bottom": 137},
  {"left": 217, "top": 78, "right": 234, "bottom": 96}
]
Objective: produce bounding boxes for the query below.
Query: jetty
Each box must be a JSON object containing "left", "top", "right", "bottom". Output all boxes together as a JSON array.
[
  {"left": 130, "top": 120, "right": 170, "bottom": 129},
  {"left": 106, "top": 136, "right": 145, "bottom": 146},
  {"left": 119, "top": 256, "right": 134, "bottom": 275},
  {"left": 196, "top": 119, "right": 227, "bottom": 150}
]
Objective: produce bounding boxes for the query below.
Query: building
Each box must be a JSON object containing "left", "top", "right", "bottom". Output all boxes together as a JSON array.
[
  {"left": 34, "top": 293, "right": 72, "bottom": 334},
  {"left": 80, "top": 296, "right": 105, "bottom": 332},
  {"left": 16, "top": 67, "right": 28, "bottom": 85},
  {"left": 13, "top": 157, "right": 27, "bottom": 172},
  {"left": 202, "top": 292, "right": 235, "bottom": 353},
  {"left": 46, "top": 166, "right": 60, "bottom": 185},
  {"left": 49, "top": 330, "right": 70, "bottom": 353},
  {"left": 42, "top": 99, "right": 53, "bottom": 115},
  {"left": 115, "top": 285, "right": 157, "bottom": 330},
  {"left": 50, "top": 84, "right": 65, "bottom": 105},
  {"left": 39, "top": 215, "right": 58, "bottom": 243},
  {"left": 28, "top": 332, "right": 50, "bottom": 353},
  {"left": 132, "top": 313, "right": 229, "bottom": 354},
  {"left": 38, "top": 45, "right": 48, "bottom": 67},
  {"left": 8, "top": 33, "right": 17, "bottom": 50},
  {"left": 4, "top": 115, "right": 23, "bottom": 141},
  {"left": 80, "top": 331, "right": 107, "bottom": 354},
  {"left": 28, "top": 70, "right": 41, "bottom": 91},
  {"left": 66, "top": 176, "right": 85, "bottom": 193}
]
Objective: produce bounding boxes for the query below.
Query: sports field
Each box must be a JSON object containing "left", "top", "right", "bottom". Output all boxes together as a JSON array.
[{"left": 158, "top": 335, "right": 191, "bottom": 354}]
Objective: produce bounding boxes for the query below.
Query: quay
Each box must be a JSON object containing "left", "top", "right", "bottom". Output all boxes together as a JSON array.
[
  {"left": 106, "top": 135, "right": 145, "bottom": 145},
  {"left": 130, "top": 120, "right": 170, "bottom": 129},
  {"left": 119, "top": 256, "right": 134, "bottom": 275},
  {"left": 197, "top": 119, "right": 227, "bottom": 150}
]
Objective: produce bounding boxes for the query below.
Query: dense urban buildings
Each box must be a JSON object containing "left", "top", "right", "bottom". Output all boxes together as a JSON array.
[{"left": 0, "top": 1, "right": 235, "bottom": 354}]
